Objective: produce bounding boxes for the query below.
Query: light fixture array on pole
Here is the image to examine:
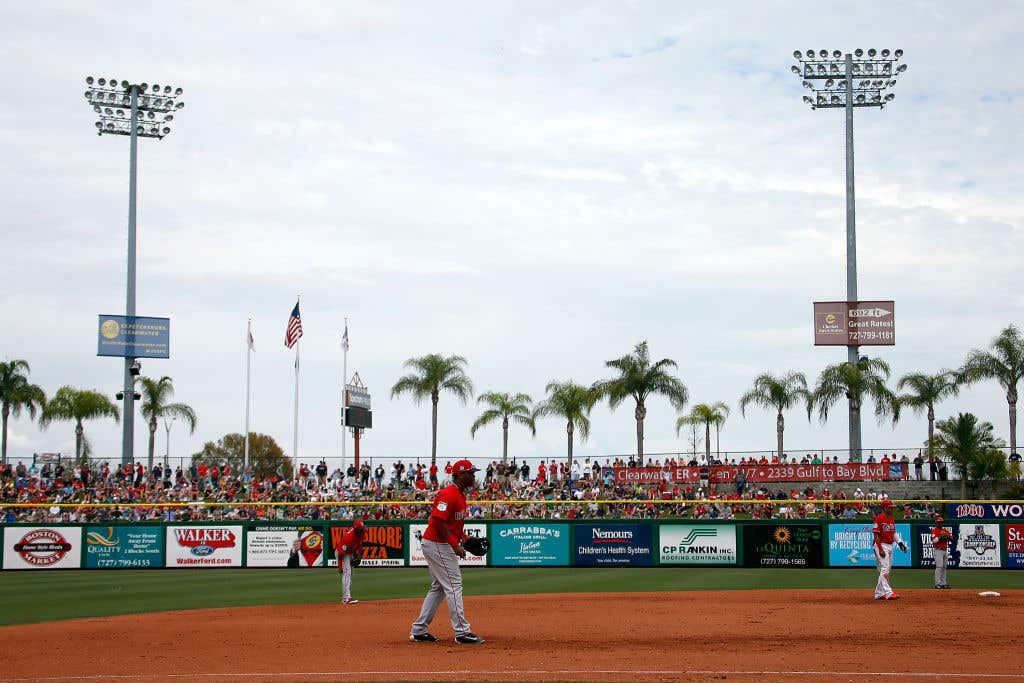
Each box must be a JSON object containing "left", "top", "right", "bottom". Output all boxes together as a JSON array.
[
  {"left": 789, "top": 48, "right": 908, "bottom": 461},
  {"left": 792, "top": 48, "right": 907, "bottom": 110},
  {"left": 82, "top": 76, "right": 187, "bottom": 467},
  {"left": 85, "top": 77, "right": 185, "bottom": 138}
]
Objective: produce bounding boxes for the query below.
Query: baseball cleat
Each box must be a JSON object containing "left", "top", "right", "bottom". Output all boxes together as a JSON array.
[
  {"left": 884, "top": 593, "right": 901, "bottom": 600},
  {"left": 455, "top": 633, "right": 486, "bottom": 644},
  {"left": 342, "top": 598, "right": 359, "bottom": 604},
  {"left": 410, "top": 633, "right": 440, "bottom": 643}
]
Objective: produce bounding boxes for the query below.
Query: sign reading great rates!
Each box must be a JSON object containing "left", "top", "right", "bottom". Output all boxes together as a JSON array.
[{"left": 813, "top": 301, "right": 895, "bottom": 346}]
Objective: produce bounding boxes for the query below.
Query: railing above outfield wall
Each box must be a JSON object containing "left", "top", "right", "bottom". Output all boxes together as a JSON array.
[{"left": 2, "top": 503, "right": 1022, "bottom": 570}]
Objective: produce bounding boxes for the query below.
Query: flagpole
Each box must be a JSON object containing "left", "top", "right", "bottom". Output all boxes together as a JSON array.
[
  {"left": 244, "top": 318, "right": 252, "bottom": 470},
  {"left": 341, "top": 317, "right": 348, "bottom": 473},
  {"left": 293, "top": 338, "right": 300, "bottom": 478}
]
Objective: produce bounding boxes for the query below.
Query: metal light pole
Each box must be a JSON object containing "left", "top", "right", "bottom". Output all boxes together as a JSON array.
[
  {"left": 790, "top": 49, "right": 908, "bottom": 460},
  {"left": 83, "top": 77, "right": 186, "bottom": 466}
]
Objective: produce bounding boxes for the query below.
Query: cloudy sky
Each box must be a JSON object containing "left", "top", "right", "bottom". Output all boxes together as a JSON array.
[{"left": 2, "top": 2, "right": 1021, "bottom": 470}]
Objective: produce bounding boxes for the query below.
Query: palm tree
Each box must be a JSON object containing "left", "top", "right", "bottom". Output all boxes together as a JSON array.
[
  {"left": 391, "top": 354, "right": 474, "bottom": 466},
  {"left": 136, "top": 376, "right": 197, "bottom": 470},
  {"left": 592, "top": 341, "right": 688, "bottom": 465},
  {"left": 809, "top": 358, "right": 899, "bottom": 459},
  {"left": 675, "top": 412, "right": 703, "bottom": 460},
  {"left": 534, "top": 381, "right": 598, "bottom": 472},
  {"left": 959, "top": 324, "right": 1024, "bottom": 457},
  {"left": 38, "top": 387, "right": 120, "bottom": 462},
  {"left": 470, "top": 392, "right": 535, "bottom": 463},
  {"left": 711, "top": 401, "right": 730, "bottom": 460},
  {"left": 933, "top": 412, "right": 1004, "bottom": 498},
  {"left": 675, "top": 402, "right": 728, "bottom": 463},
  {"left": 0, "top": 360, "right": 47, "bottom": 465},
  {"left": 896, "top": 370, "right": 959, "bottom": 462},
  {"left": 738, "top": 372, "right": 810, "bottom": 458}
]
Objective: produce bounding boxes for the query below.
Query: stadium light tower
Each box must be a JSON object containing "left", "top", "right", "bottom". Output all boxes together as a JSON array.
[
  {"left": 790, "top": 48, "right": 908, "bottom": 460},
  {"left": 83, "top": 76, "right": 186, "bottom": 466}
]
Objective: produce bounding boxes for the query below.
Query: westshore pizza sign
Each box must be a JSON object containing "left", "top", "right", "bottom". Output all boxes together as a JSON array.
[{"left": 607, "top": 463, "right": 905, "bottom": 485}]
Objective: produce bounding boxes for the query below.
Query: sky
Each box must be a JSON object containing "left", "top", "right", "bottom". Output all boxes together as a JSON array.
[{"left": 1, "top": 1, "right": 1021, "bottom": 470}]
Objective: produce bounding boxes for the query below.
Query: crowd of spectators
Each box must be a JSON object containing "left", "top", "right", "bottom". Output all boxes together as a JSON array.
[{"left": 0, "top": 453, "right": 955, "bottom": 524}]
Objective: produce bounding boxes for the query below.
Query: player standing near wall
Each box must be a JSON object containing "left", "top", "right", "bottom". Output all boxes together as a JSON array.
[
  {"left": 931, "top": 515, "right": 953, "bottom": 589},
  {"left": 409, "top": 459, "right": 485, "bottom": 644},
  {"left": 873, "top": 499, "right": 907, "bottom": 600},
  {"left": 338, "top": 519, "right": 365, "bottom": 604}
]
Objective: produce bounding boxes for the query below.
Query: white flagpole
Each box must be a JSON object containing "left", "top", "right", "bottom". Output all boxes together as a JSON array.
[
  {"left": 293, "top": 337, "right": 300, "bottom": 478},
  {"left": 244, "top": 319, "right": 252, "bottom": 470},
  {"left": 341, "top": 317, "right": 348, "bottom": 473}
]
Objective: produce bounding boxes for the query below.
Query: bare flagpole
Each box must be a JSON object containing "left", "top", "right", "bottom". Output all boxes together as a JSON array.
[
  {"left": 341, "top": 318, "right": 349, "bottom": 473},
  {"left": 244, "top": 319, "right": 253, "bottom": 470}
]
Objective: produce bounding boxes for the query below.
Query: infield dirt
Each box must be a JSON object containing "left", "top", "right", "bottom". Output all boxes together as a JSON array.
[{"left": 1, "top": 589, "right": 1021, "bottom": 683}]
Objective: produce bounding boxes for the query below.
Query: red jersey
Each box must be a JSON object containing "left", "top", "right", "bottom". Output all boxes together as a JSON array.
[
  {"left": 873, "top": 513, "right": 896, "bottom": 544},
  {"left": 338, "top": 527, "right": 363, "bottom": 556},
  {"left": 423, "top": 484, "right": 468, "bottom": 548},
  {"left": 931, "top": 526, "right": 951, "bottom": 550}
]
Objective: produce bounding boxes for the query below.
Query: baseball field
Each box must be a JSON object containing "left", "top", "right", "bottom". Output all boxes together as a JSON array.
[{"left": 1, "top": 568, "right": 1022, "bottom": 683}]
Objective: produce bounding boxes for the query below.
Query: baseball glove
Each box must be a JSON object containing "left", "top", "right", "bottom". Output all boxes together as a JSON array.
[
  {"left": 350, "top": 554, "right": 362, "bottom": 567},
  {"left": 462, "top": 536, "right": 489, "bottom": 557},
  {"left": 897, "top": 541, "right": 907, "bottom": 553}
]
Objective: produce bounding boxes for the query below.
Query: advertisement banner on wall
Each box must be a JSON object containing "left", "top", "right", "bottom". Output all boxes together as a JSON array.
[
  {"left": 947, "top": 503, "right": 1024, "bottom": 520},
  {"left": 85, "top": 526, "right": 163, "bottom": 568},
  {"left": 3, "top": 527, "right": 82, "bottom": 570},
  {"left": 742, "top": 524, "right": 823, "bottom": 568},
  {"left": 491, "top": 523, "right": 570, "bottom": 566},
  {"left": 1006, "top": 525, "right": 1024, "bottom": 569},
  {"left": 574, "top": 523, "right": 653, "bottom": 566},
  {"left": 409, "top": 524, "right": 488, "bottom": 566},
  {"left": 956, "top": 524, "right": 1001, "bottom": 568},
  {"left": 827, "top": 523, "right": 912, "bottom": 567},
  {"left": 328, "top": 525, "right": 404, "bottom": 567},
  {"left": 659, "top": 525, "right": 737, "bottom": 565},
  {"left": 246, "top": 525, "right": 325, "bottom": 568},
  {"left": 165, "top": 526, "right": 243, "bottom": 567},
  {"left": 915, "top": 524, "right": 960, "bottom": 569}
]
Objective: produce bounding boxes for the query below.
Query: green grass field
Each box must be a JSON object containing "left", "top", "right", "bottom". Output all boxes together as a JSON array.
[{"left": 2, "top": 567, "right": 1022, "bottom": 626}]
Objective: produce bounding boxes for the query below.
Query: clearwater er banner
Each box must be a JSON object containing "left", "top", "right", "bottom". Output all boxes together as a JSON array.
[{"left": 608, "top": 463, "right": 906, "bottom": 485}]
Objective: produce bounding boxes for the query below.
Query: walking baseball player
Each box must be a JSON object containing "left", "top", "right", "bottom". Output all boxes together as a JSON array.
[
  {"left": 338, "top": 519, "right": 365, "bottom": 605},
  {"left": 409, "top": 459, "right": 485, "bottom": 644},
  {"left": 873, "top": 499, "right": 907, "bottom": 600},
  {"left": 931, "top": 515, "right": 953, "bottom": 589}
]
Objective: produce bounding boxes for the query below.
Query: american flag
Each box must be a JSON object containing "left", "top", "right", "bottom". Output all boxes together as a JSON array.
[
  {"left": 285, "top": 302, "right": 303, "bottom": 349},
  {"left": 341, "top": 321, "right": 350, "bottom": 351}
]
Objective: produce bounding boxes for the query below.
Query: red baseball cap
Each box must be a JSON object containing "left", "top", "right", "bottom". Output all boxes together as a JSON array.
[
  {"left": 934, "top": 515, "right": 944, "bottom": 523},
  {"left": 880, "top": 499, "right": 893, "bottom": 508},
  {"left": 451, "top": 459, "right": 479, "bottom": 475},
  {"left": 353, "top": 519, "right": 365, "bottom": 529}
]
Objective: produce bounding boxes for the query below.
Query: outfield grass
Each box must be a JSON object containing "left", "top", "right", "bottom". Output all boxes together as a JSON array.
[{"left": 2, "top": 567, "right": 1023, "bottom": 626}]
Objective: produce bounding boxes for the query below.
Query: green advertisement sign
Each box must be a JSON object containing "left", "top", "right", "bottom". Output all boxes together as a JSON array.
[{"left": 85, "top": 526, "right": 164, "bottom": 568}]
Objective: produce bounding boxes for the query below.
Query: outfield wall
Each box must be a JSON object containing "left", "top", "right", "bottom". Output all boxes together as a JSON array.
[{"left": 3, "top": 514, "right": 1022, "bottom": 571}]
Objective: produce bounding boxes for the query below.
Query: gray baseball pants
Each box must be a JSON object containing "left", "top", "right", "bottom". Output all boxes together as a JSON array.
[
  {"left": 410, "top": 539, "right": 472, "bottom": 637},
  {"left": 341, "top": 553, "right": 353, "bottom": 600},
  {"left": 933, "top": 548, "right": 948, "bottom": 587}
]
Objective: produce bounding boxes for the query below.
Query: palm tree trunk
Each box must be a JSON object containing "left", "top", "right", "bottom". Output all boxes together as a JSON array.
[
  {"left": 1, "top": 403, "right": 8, "bottom": 466},
  {"left": 635, "top": 402, "right": 645, "bottom": 466},
  {"left": 75, "top": 420, "right": 84, "bottom": 462},
  {"left": 776, "top": 410, "right": 785, "bottom": 458},
  {"left": 1008, "top": 387, "right": 1018, "bottom": 457},
  {"left": 431, "top": 394, "right": 439, "bottom": 468},
  {"left": 704, "top": 423, "right": 711, "bottom": 463},
  {"left": 927, "top": 405, "right": 935, "bottom": 460},
  {"left": 148, "top": 415, "right": 158, "bottom": 470},
  {"left": 502, "top": 416, "right": 509, "bottom": 464},
  {"left": 566, "top": 420, "right": 574, "bottom": 473},
  {"left": 715, "top": 424, "right": 720, "bottom": 460}
]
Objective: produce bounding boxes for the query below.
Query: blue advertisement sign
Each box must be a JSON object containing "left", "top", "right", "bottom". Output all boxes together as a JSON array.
[
  {"left": 1006, "top": 525, "right": 1024, "bottom": 569},
  {"left": 491, "top": 523, "right": 569, "bottom": 566},
  {"left": 914, "top": 523, "right": 960, "bottom": 569},
  {"left": 947, "top": 502, "right": 1024, "bottom": 520},
  {"left": 827, "top": 523, "right": 911, "bottom": 567},
  {"left": 84, "top": 526, "right": 164, "bottom": 568},
  {"left": 573, "top": 523, "right": 652, "bottom": 566},
  {"left": 97, "top": 315, "right": 170, "bottom": 358}
]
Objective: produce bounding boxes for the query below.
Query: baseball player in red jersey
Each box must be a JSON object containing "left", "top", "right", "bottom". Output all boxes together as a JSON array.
[
  {"left": 338, "top": 519, "right": 365, "bottom": 604},
  {"left": 872, "top": 499, "right": 907, "bottom": 600},
  {"left": 930, "top": 515, "right": 953, "bottom": 589},
  {"left": 409, "top": 459, "right": 485, "bottom": 644}
]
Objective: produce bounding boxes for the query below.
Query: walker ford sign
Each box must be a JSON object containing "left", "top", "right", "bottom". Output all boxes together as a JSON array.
[
  {"left": 607, "top": 463, "right": 905, "bottom": 484},
  {"left": 813, "top": 301, "right": 895, "bottom": 346}
]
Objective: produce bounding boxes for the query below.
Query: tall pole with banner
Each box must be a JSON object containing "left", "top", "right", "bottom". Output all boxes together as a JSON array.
[
  {"left": 791, "top": 48, "right": 908, "bottom": 460},
  {"left": 83, "top": 76, "right": 187, "bottom": 465}
]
